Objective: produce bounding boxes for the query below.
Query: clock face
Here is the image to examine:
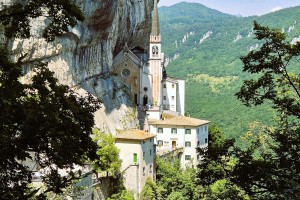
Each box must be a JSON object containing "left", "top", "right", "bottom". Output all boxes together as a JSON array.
[{"left": 122, "top": 68, "right": 130, "bottom": 78}]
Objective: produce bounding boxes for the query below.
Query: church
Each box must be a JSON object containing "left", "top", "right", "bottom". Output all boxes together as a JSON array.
[
  {"left": 111, "top": 0, "right": 185, "bottom": 119},
  {"left": 112, "top": 0, "right": 209, "bottom": 197}
]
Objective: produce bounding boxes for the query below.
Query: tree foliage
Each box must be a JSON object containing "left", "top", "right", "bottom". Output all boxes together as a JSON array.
[
  {"left": 197, "top": 124, "right": 235, "bottom": 187},
  {"left": 0, "top": 1, "right": 101, "bottom": 199},
  {"left": 230, "top": 21, "right": 300, "bottom": 199},
  {"left": 140, "top": 177, "right": 163, "bottom": 200},
  {"left": 0, "top": 0, "right": 84, "bottom": 41},
  {"left": 236, "top": 21, "right": 300, "bottom": 118},
  {"left": 195, "top": 125, "right": 249, "bottom": 199},
  {"left": 91, "top": 129, "right": 121, "bottom": 176},
  {"left": 156, "top": 157, "right": 202, "bottom": 200},
  {"left": 0, "top": 54, "right": 100, "bottom": 199}
]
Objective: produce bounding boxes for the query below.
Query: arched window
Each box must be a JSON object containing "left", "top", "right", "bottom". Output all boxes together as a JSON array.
[{"left": 152, "top": 45, "right": 158, "bottom": 57}]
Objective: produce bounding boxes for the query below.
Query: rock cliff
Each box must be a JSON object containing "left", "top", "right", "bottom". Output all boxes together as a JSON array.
[{"left": 9, "top": 0, "right": 154, "bottom": 133}]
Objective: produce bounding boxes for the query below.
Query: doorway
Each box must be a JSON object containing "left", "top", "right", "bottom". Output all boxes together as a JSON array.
[
  {"left": 143, "top": 95, "right": 148, "bottom": 106},
  {"left": 134, "top": 94, "right": 138, "bottom": 105},
  {"left": 172, "top": 141, "right": 176, "bottom": 149}
]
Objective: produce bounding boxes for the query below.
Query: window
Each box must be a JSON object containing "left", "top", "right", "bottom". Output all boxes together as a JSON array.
[
  {"left": 185, "top": 141, "right": 191, "bottom": 147},
  {"left": 197, "top": 141, "right": 200, "bottom": 146},
  {"left": 185, "top": 129, "right": 191, "bottom": 134},
  {"left": 150, "top": 139, "right": 152, "bottom": 142},
  {"left": 197, "top": 128, "right": 199, "bottom": 134},
  {"left": 185, "top": 155, "right": 191, "bottom": 160},
  {"left": 163, "top": 96, "right": 166, "bottom": 100},
  {"left": 143, "top": 140, "right": 145, "bottom": 144},
  {"left": 150, "top": 150, "right": 152, "bottom": 155},
  {"left": 143, "top": 167, "right": 145, "bottom": 175},
  {"left": 152, "top": 45, "right": 158, "bottom": 57},
  {"left": 158, "top": 140, "right": 163, "bottom": 146},
  {"left": 150, "top": 164, "right": 152, "bottom": 173},
  {"left": 205, "top": 138, "right": 208, "bottom": 144},
  {"left": 158, "top": 128, "right": 163, "bottom": 133},
  {"left": 171, "top": 96, "right": 175, "bottom": 100},
  {"left": 171, "top": 128, "right": 177, "bottom": 134},
  {"left": 205, "top": 125, "right": 207, "bottom": 132},
  {"left": 172, "top": 84, "right": 175, "bottom": 88},
  {"left": 164, "top": 141, "right": 169, "bottom": 146},
  {"left": 143, "top": 151, "right": 145, "bottom": 159},
  {"left": 121, "top": 69, "right": 130, "bottom": 78},
  {"left": 163, "top": 84, "right": 166, "bottom": 88}
]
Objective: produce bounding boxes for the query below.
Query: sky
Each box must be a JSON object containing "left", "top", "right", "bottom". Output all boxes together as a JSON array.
[{"left": 158, "top": 0, "right": 300, "bottom": 16}]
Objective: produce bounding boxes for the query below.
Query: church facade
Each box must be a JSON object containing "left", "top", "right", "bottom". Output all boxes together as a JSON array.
[{"left": 111, "top": 0, "right": 185, "bottom": 118}]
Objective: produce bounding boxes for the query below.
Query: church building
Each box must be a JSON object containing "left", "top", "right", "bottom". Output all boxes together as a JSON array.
[
  {"left": 112, "top": 0, "right": 185, "bottom": 119},
  {"left": 113, "top": 0, "right": 209, "bottom": 196}
]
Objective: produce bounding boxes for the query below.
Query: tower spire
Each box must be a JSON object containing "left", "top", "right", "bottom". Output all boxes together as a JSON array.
[{"left": 151, "top": 0, "right": 160, "bottom": 36}]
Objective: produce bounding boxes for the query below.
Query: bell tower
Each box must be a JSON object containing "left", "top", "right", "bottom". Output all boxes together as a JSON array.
[{"left": 149, "top": 0, "right": 162, "bottom": 106}]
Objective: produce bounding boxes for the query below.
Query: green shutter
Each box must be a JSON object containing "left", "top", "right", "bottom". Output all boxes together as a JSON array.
[{"left": 133, "top": 153, "right": 137, "bottom": 163}]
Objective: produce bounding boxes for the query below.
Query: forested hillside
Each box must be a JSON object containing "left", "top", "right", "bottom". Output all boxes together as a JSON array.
[{"left": 159, "top": 3, "right": 300, "bottom": 141}]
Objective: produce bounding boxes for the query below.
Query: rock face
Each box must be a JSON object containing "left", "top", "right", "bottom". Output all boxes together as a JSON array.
[{"left": 10, "top": 0, "right": 154, "bottom": 133}]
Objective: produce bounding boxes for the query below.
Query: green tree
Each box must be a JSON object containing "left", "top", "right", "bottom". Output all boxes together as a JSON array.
[
  {"left": 0, "top": 1, "right": 101, "bottom": 199},
  {"left": 140, "top": 177, "right": 163, "bottom": 200},
  {"left": 109, "top": 189, "right": 134, "bottom": 200},
  {"left": 196, "top": 125, "right": 248, "bottom": 199},
  {"left": 166, "top": 191, "right": 185, "bottom": 200},
  {"left": 206, "top": 179, "right": 250, "bottom": 200},
  {"left": 0, "top": 58, "right": 100, "bottom": 199},
  {"left": 0, "top": 0, "right": 84, "bottom": 41},
  {"left": 236, "top": 21, "right": 300, "bottom": 118},
  {"left": 231, "top": 21, "right": 300, "bottom": 199},
  {"left": 196, "top": 124, "right": 235, "bottom": 186},
  {"left": 156, "top": 157, "right": 200, "bottom": 200},
  {"left": 92, "top": 129, "right": 121, "bottom": 176}
]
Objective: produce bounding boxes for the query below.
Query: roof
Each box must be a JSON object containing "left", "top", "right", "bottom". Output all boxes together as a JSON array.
[
  {"left": 166, "top": 75, "right": 184, "bottom": 82},
  {"left": 149, "top": 116, "right": 210, "bottom": 127},
  {"left": 165, "top": 75, "right": 184, "bottom": 83},
  {"left": 162, "top": 110, "right": 180, "bottom": 118},
  {"left": 151, "top": 0, "right": 160, "bottom": 36},
  {"left": 115, "top": 129, "right": 155, "bottom": 141}
]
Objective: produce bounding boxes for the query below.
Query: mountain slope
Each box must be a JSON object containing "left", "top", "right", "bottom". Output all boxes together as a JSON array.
[{"left": 159, "top": 3, "right": 300, "bottom": 142}]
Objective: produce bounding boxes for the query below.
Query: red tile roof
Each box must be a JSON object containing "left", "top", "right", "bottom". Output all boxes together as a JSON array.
[
  {"left": 149, "top": 115, "right": 209, "bottom": 127},
  {"left": 116, "top": 129, "right": 155, "bottom": 140}
]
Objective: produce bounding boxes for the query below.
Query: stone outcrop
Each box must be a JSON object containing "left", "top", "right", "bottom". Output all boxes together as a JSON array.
[{"left": 8, "top": 0, "right": 154, "bottom": 133}]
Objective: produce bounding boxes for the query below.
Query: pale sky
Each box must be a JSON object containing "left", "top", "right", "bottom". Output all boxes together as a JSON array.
[{"left": 159, "top": 0, "right": 300, "bottom": 16}]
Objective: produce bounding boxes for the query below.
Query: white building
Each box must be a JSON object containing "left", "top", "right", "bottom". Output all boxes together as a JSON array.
[
  {"left": 149, "top": 116, "right": 209, "bottom": 167},
  {"left": 162, "top": 76, "right": 185, "bottom": 115},
  {"left": 115, "top": 129, "right": 156, "bottom": 199}
]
